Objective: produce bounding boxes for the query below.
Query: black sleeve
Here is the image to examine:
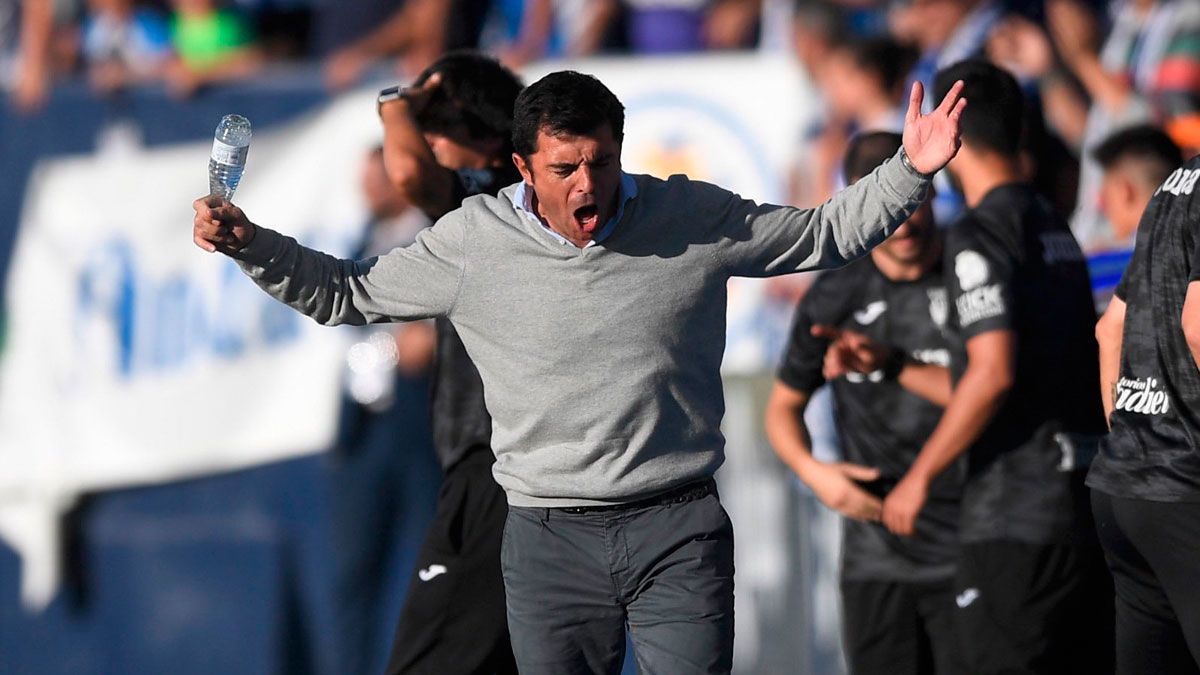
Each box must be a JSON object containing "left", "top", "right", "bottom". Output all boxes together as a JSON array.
[
  {"left": 777, "top": 269, "right": 856, "bottom": 393},
  {"left": 1115, "top": 250, "right": 1138, "bottom": 299},
  {"left": 944, "top": 218, "right": 1015, "bottom": 339}
]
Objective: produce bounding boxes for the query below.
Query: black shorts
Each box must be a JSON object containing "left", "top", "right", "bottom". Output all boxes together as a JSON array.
[
  {"left": 840, "top": 578, "right": 966, "bottom": 675},
  {"left": 952, "top": 539, "right": 1113, "bottom": 675},
  {"left": 1092, "top": 490, "right": 1200, "bottom": 675},
  {"left": 384, "top": 449, "right": 516, "bottom": 675}
]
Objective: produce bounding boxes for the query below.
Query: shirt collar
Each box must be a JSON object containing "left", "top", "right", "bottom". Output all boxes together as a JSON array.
[{"left": 511, "top": 172, "right": 638, "bottom": 248}]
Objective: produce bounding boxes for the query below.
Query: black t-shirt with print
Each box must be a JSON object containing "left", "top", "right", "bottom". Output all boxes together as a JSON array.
[
  {"left": 942, "top": 183, "right": 1104, "bottom": 544},
  {"left": 1089, "top": 155, "right": 1200, "bottom": 502},
  {"left": 428, "top": 165, "right": 520, "bottom": 472},
  {"left": 779, "top": 258, "right": 961, "bottom": 583}
]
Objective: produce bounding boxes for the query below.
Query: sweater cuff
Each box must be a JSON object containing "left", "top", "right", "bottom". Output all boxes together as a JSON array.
[
  {"left": 229, "top": 225, "right": 283, "bottom": 268},
  {"left": 879, "top": 148, "right": 933, "bottom": 203}
]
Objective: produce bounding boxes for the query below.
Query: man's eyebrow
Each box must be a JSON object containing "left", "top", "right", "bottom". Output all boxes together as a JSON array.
[{"left": 548, "top": 161, "right": 580, "bottom": 171}]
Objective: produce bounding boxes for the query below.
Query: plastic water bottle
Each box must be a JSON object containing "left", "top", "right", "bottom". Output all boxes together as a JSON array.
[{"left": 208, "top": 114, "right": 251, "bottom": 200}]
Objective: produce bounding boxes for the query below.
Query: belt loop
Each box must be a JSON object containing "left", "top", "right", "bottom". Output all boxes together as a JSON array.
[{"left": 540, "top": 508, "right": 551, "bottom": 525}]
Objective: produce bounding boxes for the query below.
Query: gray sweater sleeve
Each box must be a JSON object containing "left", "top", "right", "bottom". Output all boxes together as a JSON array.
[
  {"left": 230, "top": 211, "right": 466, "bottom": 325},
  {"left": 715, "top": 149, "right": 930, "bottom": 277}
]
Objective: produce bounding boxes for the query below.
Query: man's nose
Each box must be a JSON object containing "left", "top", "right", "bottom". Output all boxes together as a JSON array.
[{"left": 577, "top": 165, "right": 595, "bottom": 193}]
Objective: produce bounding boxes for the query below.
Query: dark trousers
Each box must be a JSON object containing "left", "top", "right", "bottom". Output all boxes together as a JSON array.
[
  {"left": 840, "top": 579, "right": 966, "bottom": 675},
  {"left": 1092, "top": 490, "right": 1200, "bottom": 675},
  {"left": 384, "top": 449, "right": 516, "bottom": 675},
  {"left": 951, "top": 538, "right": 1114, "bottom": 675},
  {"left": 500, "top": 485, "right": 735, "bottom": 675}
]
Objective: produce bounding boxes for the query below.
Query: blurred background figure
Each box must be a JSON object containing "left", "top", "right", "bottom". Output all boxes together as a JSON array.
[
  {"left": 3, "top": 0, "right": 58, "bottom": 113},
  {"left": 793, "top": 36, "right": 917, "bottom": 207},
  {"left": 77, "top": 0, "right": 171, "bottom": 95},
  {"left": 328, "top": 145, "right": 437, "bottom": 675},
  {"left": 165, "top": 0, "right": 263, "bottom": 97},
  {"left": 321, "top": 0, "right": 455, "bottom": 91},
  {"left": 1093, "top": 124, "right": 1183, "bottom": 244},
  {"left": 988, "top": 0, "right": 1200, "bottom": 250}
]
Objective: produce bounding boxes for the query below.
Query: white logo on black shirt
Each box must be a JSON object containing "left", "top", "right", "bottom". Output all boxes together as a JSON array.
[
  {"left": 1115, "top": 376, "right": 1171, "bottom": 416},
  {"left": 955, "top": 250, "right": 989, "bottom": 291},
  {"left": 418, "top": 564, "right": 448, "bottom": 581},
  {"left": 955, "top": 588, "right": 981, "bottom": 608},
  {"left": 1157, "top": 168, "right": 1200, "bottom": 197},
  {"left": 956, "top": 284, "right": 1005, "bottom": 325},
  {"left": 928, "top": 288, "right": 948, "bottom": 328},
  {"left": 853, "top": 301, "right": 887, "bottom": 325}
]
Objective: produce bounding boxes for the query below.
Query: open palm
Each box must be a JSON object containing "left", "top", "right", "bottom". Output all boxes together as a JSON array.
[{"left": 902, "top": 79, "right": 967, "bottom": 175}]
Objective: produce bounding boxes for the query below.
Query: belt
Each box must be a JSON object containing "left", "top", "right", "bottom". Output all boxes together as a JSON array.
[{"left": 556, "top": 479, "right": 716, "bottom": 515}]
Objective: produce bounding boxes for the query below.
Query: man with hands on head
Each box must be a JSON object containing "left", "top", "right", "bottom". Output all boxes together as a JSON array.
[
  {"left": 765, "top": 131, "right": 966, "bottom": 675},
  {"left": 376, "top": 52, "right": 523, "bottom": 675},
  {"left": 825, "top": 61, "right": 1113, "bottom": 675},
  {"left": 194, "top": 70, "right": 966, "bottom": 674}
]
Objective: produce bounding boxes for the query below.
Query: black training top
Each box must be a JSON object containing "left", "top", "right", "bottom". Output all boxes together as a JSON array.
[
  {"left": 779, "top": 258, "right": 961, "bottom": 583},
  {"left": 942, "top": 183, "right": 1105, "bottom": 544},
  {"left": 1089, "top": 156, "right": 1200, "bottom": 502},
  {"left": 428, "top": 165, "right": 521, "bottom": 472}
]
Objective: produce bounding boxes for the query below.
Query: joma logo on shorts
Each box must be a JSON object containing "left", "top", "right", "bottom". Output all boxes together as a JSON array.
[{"left": 1115, "top": 376, "right": 1171, "bottom": 416}]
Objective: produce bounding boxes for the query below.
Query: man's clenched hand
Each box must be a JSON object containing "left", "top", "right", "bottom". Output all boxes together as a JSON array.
[{"left": 193, "top": 196, "right": 257, "bottom": 253}]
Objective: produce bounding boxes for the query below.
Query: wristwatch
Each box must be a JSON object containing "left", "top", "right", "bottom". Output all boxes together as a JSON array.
[
  {"left": 376, "top": 85, "right": 405, "bottom": 116},
  {"left": 899, "top": 147, "right": 933, "bottom": 179}
]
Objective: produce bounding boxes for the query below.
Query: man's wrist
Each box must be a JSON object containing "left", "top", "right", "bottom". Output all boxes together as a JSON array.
[
  {"left": 377, "top": 85, "right": 407, "bottom": 117},
  {"left": 237, "top": 222, "right": 258, "bottom": 251},
  {"left": 899, "top": 147, "right": 933, "bottom": 179}
]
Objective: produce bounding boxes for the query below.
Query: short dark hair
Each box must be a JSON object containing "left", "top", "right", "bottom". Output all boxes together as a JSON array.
[
  {"left": 411, "top": 51, "right": 523, "bottom": 150},
  {"left": 844, "top": 131, "right": 903, "bottom": 183},
  {"left": 1093, "top": 124, "right": 1182, "bottom": 188},
  {"left": 834, "top": 37, "right": 919, "bottom": 94},
  {"left": 933, "top": 59, "right": 1023, "bottom": 156},
  {"left": 512, "top": 71, "right": 625, "bottom": 158}
]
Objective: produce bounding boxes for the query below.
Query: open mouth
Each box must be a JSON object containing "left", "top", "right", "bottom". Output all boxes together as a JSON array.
[{"left": 573, "top": 204, "right": 599, "bottom": 232}]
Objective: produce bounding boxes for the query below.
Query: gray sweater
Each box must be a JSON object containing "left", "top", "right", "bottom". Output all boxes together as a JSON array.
[{"left": 234, "top": 151, "right": 929, "bottom": 507}]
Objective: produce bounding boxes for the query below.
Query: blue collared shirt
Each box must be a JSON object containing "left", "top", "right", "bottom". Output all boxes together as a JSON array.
[{"left": 510, "top": 172, "right": 638, "bottom": 248}]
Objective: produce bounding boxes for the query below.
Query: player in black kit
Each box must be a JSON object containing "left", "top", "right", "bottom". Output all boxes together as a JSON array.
[
  {"left": 829, "top": 61, "right": 1114, "bottom": 674},
  {"left": 376, "top": 52, "right": 522, "bottom": 674},
  {"left": 1092, "top": 150, "right": 1200, "bottom": 674},
  {"left": 766, "top": 132, "right": 965, "bottom": 675}
]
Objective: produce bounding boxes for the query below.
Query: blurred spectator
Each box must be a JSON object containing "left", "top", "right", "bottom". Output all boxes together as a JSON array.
[
  {"left": 165, "top": 0, "right": 264, "bottom": 97},
  {"left": 890, "top": 0, "right": 1001, "bottom": 102},
  {"left": 891, "top": 0, "right": 999, "bottom": 224},
  {"left": 624, "top": 0, "right": 761, "bottom": 54},
  {"left": 790, "top": 0, "right": 847, "bottom": 78},
  {"left": 330, "top": 145, "right": 435, "bottom": 675},
  {"left": 5, "top": 0, "right": 53, "bottom": 112},
  {"left": 1093, "top": 124, "right": 1182, "bottom": 244},
  {"left": 322, "top": 0, "right": 454, "bottom": 91},
  {"left": 487, "top": 0, "right": 621, "bottom": 69},
  {"left": 793, "top": 37, "right": 916, "bottom": 207},
  {"left": 990, "top": 0, "right": 1200, "bottom": 248},
  {"left": 78, "top": 0, "right": 171, "bottom": 95},
  {"left": 1019, "top": 99, "right": 1081, "bottom": 220}
]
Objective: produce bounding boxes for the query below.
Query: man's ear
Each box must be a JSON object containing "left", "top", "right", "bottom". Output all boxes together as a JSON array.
[{"left": 513, "top": 153, "right": 533, "bottom": 185}]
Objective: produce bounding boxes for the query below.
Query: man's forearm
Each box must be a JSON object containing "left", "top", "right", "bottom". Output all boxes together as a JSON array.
[
  {"left": 906, "top": 363, "right": 1008, "bottom": 484},
  {"left": 898, "top": 362, "right": 952, "bottom": 408},
  {"left": 765, "top": 393, "right": 818, "bottom": 480},
  {"left": 1098, "top": 297, "right": 1126, "bottom": 425},
  {"left": 380, "top": 101, "right": 455, "bottom": 218}
]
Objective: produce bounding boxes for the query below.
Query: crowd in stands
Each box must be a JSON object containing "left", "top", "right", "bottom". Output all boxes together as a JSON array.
[{"left": 2, "top": 0, "right": 1197, "bottom": 248}]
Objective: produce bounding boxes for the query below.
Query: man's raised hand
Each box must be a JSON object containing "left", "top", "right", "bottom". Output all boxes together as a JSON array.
[
  {"left": 193, "top": 196, "right": 257, "bottom": 253},
  {"left": 902, "top": 79, "right": 967, "bottom": 175}
]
